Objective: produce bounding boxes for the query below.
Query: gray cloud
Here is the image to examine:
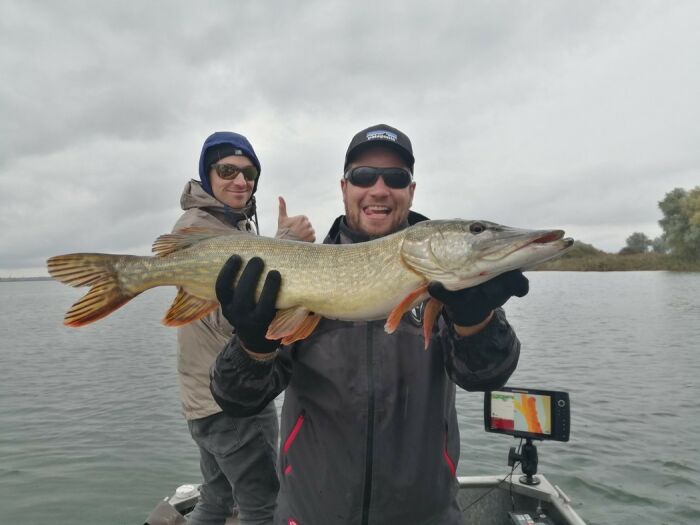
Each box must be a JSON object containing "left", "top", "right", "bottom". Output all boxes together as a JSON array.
[{"left": 1, "top": 0, "right": 698, "bottom": 275}]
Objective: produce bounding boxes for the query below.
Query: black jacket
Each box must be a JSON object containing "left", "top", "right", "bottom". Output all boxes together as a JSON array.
[{"left": 211, "top": 212, "right": 520, "bottom": 525}]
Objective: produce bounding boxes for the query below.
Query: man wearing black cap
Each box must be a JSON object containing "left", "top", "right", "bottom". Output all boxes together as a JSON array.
[
  {"left": 174, "top": 131, "right": 314, "bottom": 525},
  {"left": 210, "top": 125, "right": 527, "bottom": 524}
]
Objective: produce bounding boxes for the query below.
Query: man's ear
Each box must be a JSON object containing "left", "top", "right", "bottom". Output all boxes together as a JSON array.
[
  {"left": 340, "top": 178, "right": 348, "bottom": 202},
  {"left": 408, "top": 181, "right": 416, "bottom": 207}
]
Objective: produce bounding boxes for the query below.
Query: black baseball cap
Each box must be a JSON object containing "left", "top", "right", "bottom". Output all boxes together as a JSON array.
[{"left": 344, "top": 124, "right": 415, "bottom": 172}]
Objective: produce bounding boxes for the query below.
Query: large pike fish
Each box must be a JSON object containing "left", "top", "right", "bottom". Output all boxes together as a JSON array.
[{"left": 47, "top": 220, "right": 573, "bottom": 347}]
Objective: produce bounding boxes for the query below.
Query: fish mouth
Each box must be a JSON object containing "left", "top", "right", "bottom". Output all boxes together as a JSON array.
[
  {"left": 530, "top": 230, "right": 574, "bottom": 249},
  {"left": 499, "top": 229, "right": 568, "bottom": 256},
  {"left": 517, "top": 229, "right": 577, "bottom": 251},
  {"left": 532, "top": 230, "right": 565, "bottom": 244}
]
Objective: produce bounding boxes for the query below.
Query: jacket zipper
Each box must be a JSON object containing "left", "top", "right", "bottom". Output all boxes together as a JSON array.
[
  {"left": 443, "top": 425, "right": 456, "bottom": 477},
  {"left": 283, "top": 411, "right": 306, "bottom": 475},
  {"left": 360, "top": 322, "right": 375, "bottom": 525}
]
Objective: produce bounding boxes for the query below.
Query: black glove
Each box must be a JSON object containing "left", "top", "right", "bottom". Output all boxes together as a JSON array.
[
  {"left": 427, "top": 270, "right": 529, "bottom": 327},
  {"left": 215, "top": 255, "right": 281, "bottom": 354}
]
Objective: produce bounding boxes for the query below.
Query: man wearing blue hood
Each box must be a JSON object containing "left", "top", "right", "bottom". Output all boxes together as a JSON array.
[{"left": 173, "top": 131, "right": 314, "bottom": 525}]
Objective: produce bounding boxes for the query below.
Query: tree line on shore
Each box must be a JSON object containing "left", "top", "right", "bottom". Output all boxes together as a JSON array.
[{"left": 541, "top": 186, "right": 700, "bottom": 271}]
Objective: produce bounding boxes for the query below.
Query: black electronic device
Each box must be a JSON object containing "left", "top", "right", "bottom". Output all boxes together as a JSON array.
[
  {"left": 508, "top": 511, "right": 555, "bottom": 525},
  {"left": 484, "top": 387, "right": 570, "bottom": 442}
]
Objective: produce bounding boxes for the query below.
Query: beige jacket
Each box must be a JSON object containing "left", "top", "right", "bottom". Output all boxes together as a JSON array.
[{"left": 173, "top": 180, "right": 293, "bottom": 420}]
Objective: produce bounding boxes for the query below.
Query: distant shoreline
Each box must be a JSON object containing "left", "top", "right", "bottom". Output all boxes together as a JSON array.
[
  {"left": 0, "top": 277, "right": 53, "bottom": 282},
  {"left": 2, "top": 265, "right": 698, "bottom": 282},
  {"left": 3, "top": 247, "right": 700, "bottom": 282},
  {"left": 536, "top": 253, "right": 700, "bottom": 272}
]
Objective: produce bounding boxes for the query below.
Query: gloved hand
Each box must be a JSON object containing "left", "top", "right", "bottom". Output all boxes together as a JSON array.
[
  {"left": 215, "top": 255, "right": 281, "bottom": 354},
  {"left": 427, "top": 270, "right": 529, "bottom": 327}
]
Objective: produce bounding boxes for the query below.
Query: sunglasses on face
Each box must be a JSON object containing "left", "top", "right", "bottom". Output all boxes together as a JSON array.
[
  {"left": 211, "top": 163, "right": 259, "bottom": 181},
  {"left": 343, "top": 166, "right": 413, "bottom": 189}
]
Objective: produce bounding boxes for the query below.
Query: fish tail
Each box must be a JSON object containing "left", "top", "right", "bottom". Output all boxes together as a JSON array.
[{"left": 46, "top": 253, "right": 139, "bottom": 327}]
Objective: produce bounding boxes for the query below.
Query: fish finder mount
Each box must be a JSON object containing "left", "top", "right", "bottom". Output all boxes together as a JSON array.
[{"left": 508, "top": 438, "right": 540, "bottom": 485}]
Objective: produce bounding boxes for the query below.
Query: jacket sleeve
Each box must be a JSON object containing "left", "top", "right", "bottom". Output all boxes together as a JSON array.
[
  {"left": 438, "top": 307, "right": 520, "bottom": 392},
  {"left": 210, "top": 338, "right": 292, "bottom": 417}
]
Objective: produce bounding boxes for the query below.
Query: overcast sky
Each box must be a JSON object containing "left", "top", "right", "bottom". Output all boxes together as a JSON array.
[{"left": 1, "top": 0, "right": 698, "bottom": 276}]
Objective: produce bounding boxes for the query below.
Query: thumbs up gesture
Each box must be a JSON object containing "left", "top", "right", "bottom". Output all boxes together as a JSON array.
[{"left": 276, "top": 196, "right": 316, "bottom": 242}]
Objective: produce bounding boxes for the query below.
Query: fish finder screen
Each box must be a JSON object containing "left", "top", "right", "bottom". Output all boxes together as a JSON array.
[{"left": 489, "top": 391, "right": 552, "bottom": 436}]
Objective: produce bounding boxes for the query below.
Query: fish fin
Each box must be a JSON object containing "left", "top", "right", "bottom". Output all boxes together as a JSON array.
[
  {"left": 46, "top": 253, "right": 139, "bottom": 327},
  {"left": 384, "top": 284, "right": 429, "bottom": 334},
  {"left": 280, "top": 313, "right": 322, "bottom": 345},
  {"left": 152, "top": 228, "right": 231, "bottom": 257},
  {"left": 422, "top": 298, "right": 443, "bottom": 350},
  {"left": 267, "top": 306, "right": 313, "bottom": 339},
  {"left": 163, "top": 287, "right": 219, "bottom": 326}
]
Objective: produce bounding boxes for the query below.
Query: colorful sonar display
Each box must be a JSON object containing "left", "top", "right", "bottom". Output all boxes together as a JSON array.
[{"left": 489, "top": 391, "right": 552, "bottom": 435}]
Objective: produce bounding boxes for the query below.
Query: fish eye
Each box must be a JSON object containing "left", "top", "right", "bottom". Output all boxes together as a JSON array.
[{"left": 470, "top": 222, "right": 486, "bottom": 234}]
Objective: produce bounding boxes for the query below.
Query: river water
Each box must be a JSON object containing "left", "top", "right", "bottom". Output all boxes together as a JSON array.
[{"left": 1, "top": 272, "right": 698, "bottom": 524}]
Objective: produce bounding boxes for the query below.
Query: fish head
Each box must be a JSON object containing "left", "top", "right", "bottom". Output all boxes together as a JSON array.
[{"left": 400, "top": 220, "right": 574, "bottom": 290}]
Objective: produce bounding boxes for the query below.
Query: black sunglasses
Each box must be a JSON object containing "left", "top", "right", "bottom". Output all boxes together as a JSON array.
[
  {"left": 211, "top": 163, "right": 259, "bottom": 181},
  {"left": 344, "top": 166, "right": 413, "bottom": 189}
]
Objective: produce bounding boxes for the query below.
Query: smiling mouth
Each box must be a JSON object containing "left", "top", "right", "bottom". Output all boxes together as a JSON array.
[{"left": 363, "top": 205, "right": 391, "bottom": 216}]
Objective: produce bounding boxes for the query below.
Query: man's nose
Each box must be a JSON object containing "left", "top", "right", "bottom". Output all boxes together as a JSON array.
[
  {"left": 368, "top": 176, "right": 391, "bottom": 195},
  {"left": 230, "top": 172, "right": 247, "bottom": 184}
]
